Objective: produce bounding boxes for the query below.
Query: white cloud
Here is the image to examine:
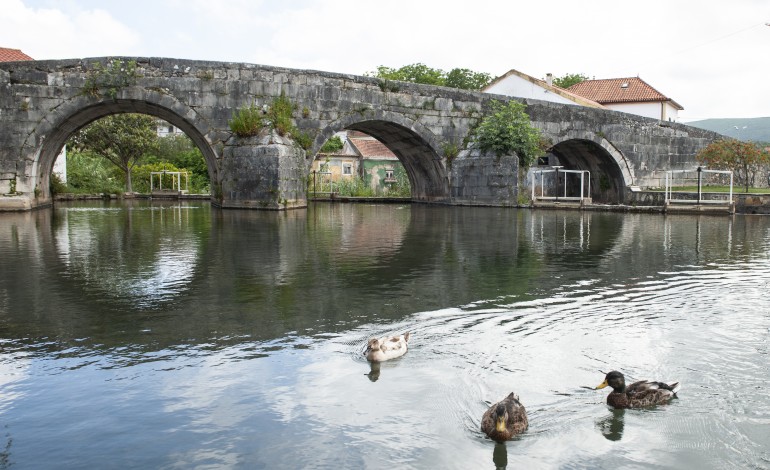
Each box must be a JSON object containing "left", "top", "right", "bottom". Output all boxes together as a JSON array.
[
  {"left": 0, "top": 0, "right": 140, "bottom": 59},
  {"left": 2, "top": 0, "right": 769, "bottom": 119}
]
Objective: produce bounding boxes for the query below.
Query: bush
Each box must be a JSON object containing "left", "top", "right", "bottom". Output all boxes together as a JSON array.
[
  {"left": 336, "top": 176, "right": 375, "bottom": 197},
  {"left": 320, "top": 135, "right": 344, "bottom": 153},
  {"left": 387, "top": 166, "right": 411, "bottom": 197},
  {"left": 475, "top": 100, "right": 544, "bottom": 169},
  {"left": 64, "top": 151, "right": 124, "bottom": 194},
  {"left": 268, "top": 92, "right": 295, "bottom": 136},
  {"left": 229, "top": 104, "right": 264, "bottom": 137}
]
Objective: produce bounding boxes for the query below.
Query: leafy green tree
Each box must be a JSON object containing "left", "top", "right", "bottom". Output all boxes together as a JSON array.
[
  {"left": 552, "top": 73, "right": 590, "bottom": 89},
  {"left": 475, "top": 100, "right": 544, "bottom": 169},
  {"left": 370, "top": 63, "right": 445, "bottom": 86},
  {"left": 696, "top": 139, "right": 769, "bottom": 192},
  {"left": 445, "top": 68, "right": 492, "bottom": 90},
  {"left": 368, "top": 63, "right": 491, "bottom": 91},
  {"left": 69, "top": 113, "right": 159, "bottom": 193}
]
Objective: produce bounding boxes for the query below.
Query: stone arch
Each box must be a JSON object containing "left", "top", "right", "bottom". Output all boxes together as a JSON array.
[
  {"left": 543, "top": 131, "right": 635, "bottom": 203},
  {"left": 319, "top": 110, "right": 449, "bottom": 202},
  {"left": 25, "top": 88, "right": 221, "bottom": 202}
]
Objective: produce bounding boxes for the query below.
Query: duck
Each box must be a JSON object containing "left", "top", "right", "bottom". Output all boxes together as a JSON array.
[
  {"left": 364, "top": 332, "right": 410, "bottom": 362},
  {"left": 595, "top": 370, "right": 680, "bottom": 409},
  {"left": 481, "top": 392, "right": 528, "bottom": 442}
]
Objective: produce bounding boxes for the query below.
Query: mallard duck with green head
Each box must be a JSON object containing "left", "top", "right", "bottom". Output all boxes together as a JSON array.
[
  {"left": 596, "top": 370, "right": 680, "bottom": 409},
  {"left": 481, "top": 392, "right": 528, "bottom": 442}
]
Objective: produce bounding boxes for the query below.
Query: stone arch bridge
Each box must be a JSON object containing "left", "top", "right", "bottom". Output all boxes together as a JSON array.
[{"left": 0, "top": 57, "right": 722, "bottom": 211}]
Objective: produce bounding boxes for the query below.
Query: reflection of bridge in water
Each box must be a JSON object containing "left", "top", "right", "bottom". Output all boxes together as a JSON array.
[
  {"left": 1, "top": 202, "right": 751, "bottom": 357},
  {"left": 0, "top": 57, "right": 722, "bottom": 211}
]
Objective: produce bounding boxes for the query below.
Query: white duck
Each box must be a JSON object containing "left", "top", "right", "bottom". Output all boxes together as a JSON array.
[{"left": 364, "top": 332, "right": 410, "bottom": 362}]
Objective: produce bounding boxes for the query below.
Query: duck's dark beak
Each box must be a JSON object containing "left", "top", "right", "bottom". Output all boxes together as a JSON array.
[{"left": 595, "top": 380, "right": 609, "bottom": 390}]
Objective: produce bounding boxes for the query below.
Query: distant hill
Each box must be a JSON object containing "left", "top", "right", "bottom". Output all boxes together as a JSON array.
[{"left": 686, "top": 117, "right": 770, "bottom": 143}]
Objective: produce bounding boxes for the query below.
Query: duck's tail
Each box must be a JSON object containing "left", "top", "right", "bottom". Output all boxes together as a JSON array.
[{"left": 669, "top": 382, "right": 681, "bottom": 395}]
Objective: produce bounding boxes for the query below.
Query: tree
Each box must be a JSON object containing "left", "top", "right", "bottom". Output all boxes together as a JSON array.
[
  {"left": 445, "top": 68, "right": 492, "bottom": 90},
  {"left": 370, "top": 63, "right": 445, "bottom": 86},
  {"left": 368, "top": 63, "right": 492, "bottom": 91},
  {"left": 696, "top": 139, "right": 769, "bottom": 192},
  {"left": 552, "top": 73, "right": 590, "bottom": 89},
  {"left": 69, "top": 113, "right": 159, "bottom": 193},
  {"left": 475, "top": 100, "right": 544, "bottom": 168}
]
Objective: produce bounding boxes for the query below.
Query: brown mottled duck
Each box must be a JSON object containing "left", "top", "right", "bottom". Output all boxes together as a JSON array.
[{"left": 481, "top": 392, "right": 528, "bottom": 442}]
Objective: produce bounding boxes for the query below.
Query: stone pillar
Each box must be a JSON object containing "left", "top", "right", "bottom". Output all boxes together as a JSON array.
[
  {"left": 219, "top": 131, "right": 307, "bottom": 210},
  {"left": 450, "top": 148, "right": 519, "bottom": 207}
]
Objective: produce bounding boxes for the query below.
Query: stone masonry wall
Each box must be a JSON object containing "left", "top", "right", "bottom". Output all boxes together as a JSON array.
[{"left": 0, "top": 56, "right": 724, "bottom": 211}]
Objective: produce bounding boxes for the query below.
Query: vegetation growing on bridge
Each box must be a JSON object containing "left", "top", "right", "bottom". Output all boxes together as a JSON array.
[
  {"left": 229, "top": 92, "right": 313, "bottom": 150},
  {"left": 228, "top": 104, "right": 264, "bottom": 137},
  {"left": 474, "top": 100, "right": 544, "bottom": 168},
  {"left": 81, "top": 59, "right": 139, "bottom": 100}
]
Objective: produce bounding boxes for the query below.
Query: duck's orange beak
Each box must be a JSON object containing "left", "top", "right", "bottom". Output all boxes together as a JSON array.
[{"left": 595, "top": 380, "right": 609, "bottom": 390}]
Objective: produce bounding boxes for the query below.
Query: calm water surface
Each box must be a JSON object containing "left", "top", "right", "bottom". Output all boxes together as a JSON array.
[{"left": 1, "top": 201, "right": 769, "bottom": 469}]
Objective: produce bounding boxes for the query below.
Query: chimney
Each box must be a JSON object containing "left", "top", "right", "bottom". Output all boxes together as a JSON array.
[{"left": 546, "top": 73, "right": 553, "bottom": 86}]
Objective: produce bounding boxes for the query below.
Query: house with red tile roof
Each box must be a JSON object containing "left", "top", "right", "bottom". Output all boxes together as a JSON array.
[
  {"left": 567, "top": 77, "right": 683, "bottom": 122},
  {"left": 0, "top": 47, "right": 33, "bottom": 62},
  {"left": 311, "top": 131, "right": 407, "bottom": 195},
  {"left": 483, "top": 69, "right": 605, "bottom": 109}
]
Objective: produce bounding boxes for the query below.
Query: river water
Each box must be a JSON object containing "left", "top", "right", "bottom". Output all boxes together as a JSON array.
[{"left": 0, "top": 201, "right": 768, "bottom": 469}]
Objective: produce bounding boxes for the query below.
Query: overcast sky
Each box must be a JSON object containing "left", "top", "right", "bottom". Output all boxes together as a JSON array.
[{"left": 2, "top": 0, "right": 768, "bottom": 121}]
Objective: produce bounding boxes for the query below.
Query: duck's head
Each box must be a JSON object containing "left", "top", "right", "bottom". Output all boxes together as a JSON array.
[
  {"left": 492, "top": 404, "right": 509, "bottom": 433},
  {"left": 596, "top": 371, "right": 626, "bottom": 392},
  {"left": 365, "top": 338, "right": 381, "bottom": 354}
]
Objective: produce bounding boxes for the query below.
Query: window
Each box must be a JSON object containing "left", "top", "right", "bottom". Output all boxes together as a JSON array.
[
  {"left": 342, "top": 163, "right": 352, "bottom": 176},
  {"left": 384, "top": 169, "right": 396, "bottom": 183}
]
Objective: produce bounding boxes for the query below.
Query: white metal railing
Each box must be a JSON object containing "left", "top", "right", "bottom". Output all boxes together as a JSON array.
[
  {"left": 531, "top": 167, "right": 591, "bottom": 202},
  {"left": 664, "top": 167, "right": 733, "bottom": 205},
  {"left": 150, "top": 170, "right": 189, "bottom": 193}
]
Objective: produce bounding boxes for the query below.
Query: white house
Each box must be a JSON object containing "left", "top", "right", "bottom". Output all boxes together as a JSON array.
[
  {"left": 567, "top": 77, "right": 683, "bottom": 121},
  {"left": 482, "top": 69, "right": 605, "bottom": 108}
]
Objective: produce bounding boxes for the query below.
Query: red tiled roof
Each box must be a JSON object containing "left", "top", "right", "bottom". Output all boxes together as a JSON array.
[
  {"left": 348, "top": 136, "right": 397, "bottom": 159},
  {"left": 484, "top": 69, "right": 605, "bottom": 109},
  {"left": 0, "top": 47, "right": 33, "bottom": 62},
  {"left": 568, "top": 77, "right": 682, "bottom": 110}
]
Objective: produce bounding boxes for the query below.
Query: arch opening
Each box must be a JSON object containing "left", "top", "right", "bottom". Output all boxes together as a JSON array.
[
  {"left": 336, "top": 120, "right": 448, "bottom": 202},
  {"left": 309, "top": 130, "right": 412, "bottom": 198},
  {"left": 545, "top": 139, "right": 628, "bottom": 203},
  {"left": 35, "top": 99, "right": 218, "bottom": 202}
]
